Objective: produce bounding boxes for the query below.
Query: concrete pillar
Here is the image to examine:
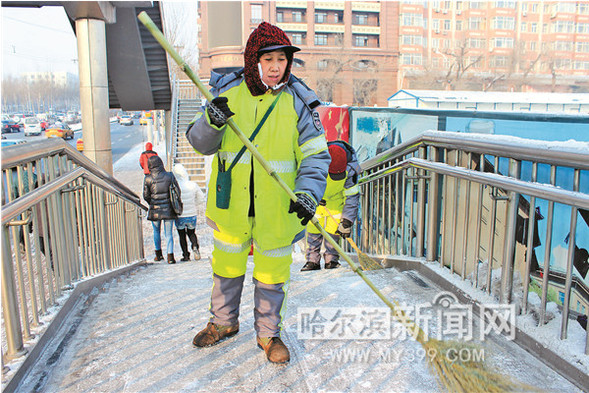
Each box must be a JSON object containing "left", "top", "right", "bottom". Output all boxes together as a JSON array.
[{"left": 76, "top": 18, "right": 113, "bottom": 175}]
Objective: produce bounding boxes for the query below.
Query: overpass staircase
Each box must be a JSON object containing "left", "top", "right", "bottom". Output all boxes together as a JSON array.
[{"left": 170, "top": 79, "right": 208, "bottom": 190}]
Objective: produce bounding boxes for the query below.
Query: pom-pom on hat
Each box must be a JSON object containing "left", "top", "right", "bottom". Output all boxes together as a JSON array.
[{"left": 244, "top": 22, "right": 299, "bottom": 96}]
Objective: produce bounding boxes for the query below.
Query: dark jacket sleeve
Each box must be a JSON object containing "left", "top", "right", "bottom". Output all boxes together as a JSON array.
[{"left": 143, "top": 176, "right": 152, "bottom": 205}]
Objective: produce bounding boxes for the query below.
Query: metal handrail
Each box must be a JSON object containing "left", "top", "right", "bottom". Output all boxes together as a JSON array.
[
  {"left": 362, "top": 131, "right": 589, "bottom": 171},
  {"left": 362, "top": 158, "right": 589, "bottom": 210},
  {"left": 2, "top": 139, "right": 141, "bottom": 206},
  {"left": 356, "top": 132, "right": 589, "bottom": 356},
  {"left": 1, "top": 140, "right": 146, "bottom": 369},
  {"left": 169, "top": 76, "right": 180, "bottom": 169}
]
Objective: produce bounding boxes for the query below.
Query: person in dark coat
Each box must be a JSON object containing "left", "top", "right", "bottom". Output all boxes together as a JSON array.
[{"left": 143, "top": 155, "right": 180, "bottom": 263}]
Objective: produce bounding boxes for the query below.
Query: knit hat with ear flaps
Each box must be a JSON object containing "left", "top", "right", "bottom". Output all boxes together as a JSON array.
[{"left": 244, "top": 22, "right": 299, "bottom": 96}]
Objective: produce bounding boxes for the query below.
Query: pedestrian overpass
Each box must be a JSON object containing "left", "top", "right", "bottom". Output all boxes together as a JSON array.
[
  {"left": 2, "top": 2, "right": 589, "bottom": 392},
  {"left": 2, "top": 115, "right": 588, "bottom": 390}
]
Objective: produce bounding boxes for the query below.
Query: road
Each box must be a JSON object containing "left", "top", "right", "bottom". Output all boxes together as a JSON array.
[{"left": 2, "top": 120, "right": 147, "bottom": 164}]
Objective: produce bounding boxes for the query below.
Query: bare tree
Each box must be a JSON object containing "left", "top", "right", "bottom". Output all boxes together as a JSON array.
[{"left": 162, "top": 3, "right": 199, "bottom": 77}]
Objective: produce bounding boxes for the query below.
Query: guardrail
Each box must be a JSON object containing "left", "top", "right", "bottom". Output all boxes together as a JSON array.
[
  {"left": 1, "top": 139, "right": 147, "bottom": 365},
  {"left": 357, "top": 131, "right": 589, "bottom": 354}
]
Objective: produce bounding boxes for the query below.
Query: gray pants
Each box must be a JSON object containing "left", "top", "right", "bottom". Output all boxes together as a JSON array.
[
  {"left": 209, "top": 273, "right": 288, "bottom": 337},
  {"left": 305, "top": 232, "right": 341, "bottom": 265}
]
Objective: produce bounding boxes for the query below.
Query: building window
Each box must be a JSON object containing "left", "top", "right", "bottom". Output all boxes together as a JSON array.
[
  {"left": 277, "top": 12, "right": 284, "bottom": 23},
  {"left": 291, "top": 33, "right": 303, "bottom": 45},
  {"left": 293, "top": 11, "right": 302, "bottom": 22},
  {"left": 401, "top": 53, "right": 422, "bottom": 65},
  {"left": 578, "top": 23, "right": 589, "bottom": 33},
  {"left": 317, "top": 60, "right": 328, "bottom": 69},
  {"left": 456, "top": 20, "right": 462, "bottom": 31},
  {"left": 432, "top": 38, "right": 439, "bottom": 49},
  {"left": 576, "top": 42, "right": 589, "bottom": 53},
  {"left": 492, "top": 16, "right": 515, "bottom": 30},
  {"left": 521, "top": 23, "right": 527, "bottom": 32},
  {"left": 558, "top": 291, "right": 565, "bottom": 304},
  {"left": 315, "top": 12, "right": 327, "bottom": 23},
  {"left": 490, "top": 56, "right": 508, "bottom": 67},
  {"left": 553, "top": 21, "right": 575, "bottom": 33},
  {"left": 251, "top": 4, "right": 263, "bottom": 24},
  {"left": 315, "top": 33, "right": 328, "bottom": 46},
  {"left": 354, "top": 13, "right": 368, "bottom": 25},
  {"left": 530, "top": 23, "right": 537, "bottom": 33},
  {"left": 494, "top": 1, "right": 515, "bottom": 8},
  {"left": 530, "top": 41, "right": 537, "bottom": 51},
  {"left": 433, "top": 19, "right": 440, "bottom": 31},
  {"left": 402, "top": 35, "right": 423, "bottom": 46},
  {"left": 531, "top": 3, "right": 538, "bottom": 12},
  {"left": 553, "top": 41, "right": 573, "bottom": 51},
  {"left": 469, "top": 17, "right": 484, "bottom": 30},
  {"left": 334, "top": 12, "right": 342, "bottom": 23},
  {"left": 579, "top": 3, "right": 589, "bottom": 14},
  {"left": 557, "top": 3, "right": 576, "bottom": 12},
  {"left": 402, "top": 13, "right": 424, "bottom": 27},
  {"left": 554, "top": 58, "right": 571, "bottom": 69},
  {"left": 354, "top": 35, "right": 369, "bottom": 47},
  {"left": 444, "top": 19, "right": 451, "bottom": 30},
  {"left": 493, "top": 37, "right": 514, "bottom": 48}
]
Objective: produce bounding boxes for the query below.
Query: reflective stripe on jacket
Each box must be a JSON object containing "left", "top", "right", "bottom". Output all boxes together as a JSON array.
[{"left": 187, "top": 73, "right": 330, "bottom": 250}]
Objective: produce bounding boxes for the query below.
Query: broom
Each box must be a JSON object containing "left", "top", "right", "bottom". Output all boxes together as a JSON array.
[
  {"left": 137, "top": 12, "right": 529, "bottom": 392},
  {"left": 322, "top": 206, "right": 383, "bottom": 270}
]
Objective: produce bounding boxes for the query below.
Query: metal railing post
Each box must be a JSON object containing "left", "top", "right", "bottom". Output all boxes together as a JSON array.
[
  {"left": 501, "top": 159, "right": 521, "bottom": 304},
  {"left": 1, "top": 226, "right": 27, "bottom": 360},
  {"left": 426, "top": 147, "right": 439, "bottom": 262},
  {"left": 561, "top": 169, "right": 580, "bottom": 340}
]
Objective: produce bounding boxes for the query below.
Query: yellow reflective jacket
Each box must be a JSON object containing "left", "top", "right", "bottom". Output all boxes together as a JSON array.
[{"left": 187, "top": 72, "right": 330, "bottom": 250}]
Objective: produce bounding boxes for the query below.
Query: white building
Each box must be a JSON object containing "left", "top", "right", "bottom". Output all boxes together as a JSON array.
[
  {"left": 388, "top": 90, "right": 589, "bottom": 113},
  {"left": 21, "top": 71, "right": 78, "bottom": 87}
]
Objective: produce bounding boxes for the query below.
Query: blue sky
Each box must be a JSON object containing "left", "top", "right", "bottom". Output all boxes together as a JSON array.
[{"left": 1, "top": 5, "right": 79, "bottom": 77}]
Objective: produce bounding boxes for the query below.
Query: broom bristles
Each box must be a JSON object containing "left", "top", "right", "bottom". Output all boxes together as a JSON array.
[{"left": 423, "top": 339, "right": 534, "bottom": 392}]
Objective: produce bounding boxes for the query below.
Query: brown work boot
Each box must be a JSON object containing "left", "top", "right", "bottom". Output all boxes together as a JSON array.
[
  {"left": 192, "top": 322, "right": 239, "bottom": 347},
  {"left": 257, "top": 336, "right": 290, "bottom": 364}
]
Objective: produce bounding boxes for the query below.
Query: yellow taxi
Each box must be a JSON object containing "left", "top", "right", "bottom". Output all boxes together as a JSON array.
[
  {"left": 139, "top": 111, "right": 152, "bottom": 126},
  {"left": 45, "top": 123, "right": 74, "bottom": 140}
]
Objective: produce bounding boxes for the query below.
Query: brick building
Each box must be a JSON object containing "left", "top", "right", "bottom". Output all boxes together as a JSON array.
[{"left": 197, "top": 1, "right": 589, "bottom": 107}]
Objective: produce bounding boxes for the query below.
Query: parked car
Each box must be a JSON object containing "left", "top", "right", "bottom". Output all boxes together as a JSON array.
[
  {"left": 1, "top": 139, "right": 26, "bottom": 148},
  {"left": 65, "top": 111, "right": 79, "bottom": 124},
  {"left": 2, "top": 117, "right": 20, "bottom": 133},
  {"left": 119, "top": 115, "right": 134, "bottom": 126},
  {"left": 12, "top": 113, "right": 24, "bottom": 124},
  {"left": 23, "top": 117, "right": 43, "bottom": 136},
  {"left": 45, "top": 123, "right": 74, "bottom": 139}
]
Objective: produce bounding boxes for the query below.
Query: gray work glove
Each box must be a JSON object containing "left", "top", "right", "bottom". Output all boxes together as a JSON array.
[{"left": 336, "top": 218, "right": 352, "bottom": 238}]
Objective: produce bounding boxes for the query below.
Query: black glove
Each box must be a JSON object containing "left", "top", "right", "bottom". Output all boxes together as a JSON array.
[
  {"left": 336, "top": 218, "right": 352, "bottom": 238},
  {"left": 207, "top": 97, "right": 234, "bottom": 128},
  {"left": 288, "top": 193, "right": 316, "bottom": 226}
]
